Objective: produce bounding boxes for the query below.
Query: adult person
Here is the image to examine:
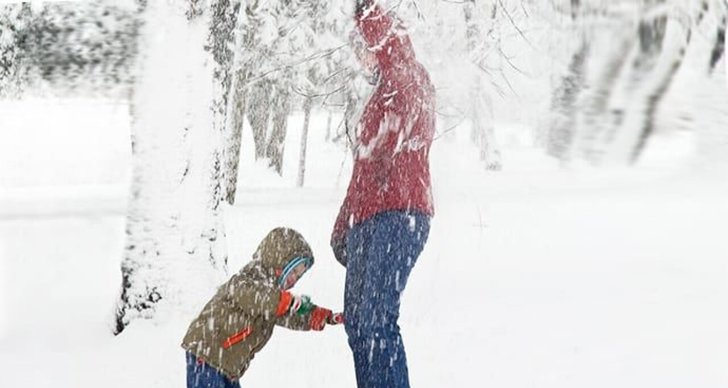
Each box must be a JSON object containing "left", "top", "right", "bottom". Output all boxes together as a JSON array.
[{"left": 330, "top": 2, "right": 436, "bottom": 387}]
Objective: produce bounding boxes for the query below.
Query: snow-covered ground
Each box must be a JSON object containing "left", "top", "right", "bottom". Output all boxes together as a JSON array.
[{"left": 1, "top": 99, "right": 727, "bottom": 387}]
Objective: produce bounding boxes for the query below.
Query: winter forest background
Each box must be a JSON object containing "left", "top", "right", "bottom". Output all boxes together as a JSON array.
[{"left": 1, "top": 0, "right": 727, "bottom": 387}]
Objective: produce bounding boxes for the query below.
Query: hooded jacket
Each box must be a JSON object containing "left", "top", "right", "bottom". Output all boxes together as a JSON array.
[
  {"left": 331, "top": 3, "right": 435, "bottom": 263},
  {"left": 181, "top": 227, "right": 315, "bottom": 380}
]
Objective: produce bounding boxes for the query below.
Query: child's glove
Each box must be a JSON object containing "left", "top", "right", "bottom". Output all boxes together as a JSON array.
[
  {"left": 309, "top": 307, "right": 333, "bottom": 331},
  {"left": 310, "top": 309, "right": 344, "bottom": 330},
  {"left": 289, "top": 294, "right": 316, "bottom": 316}
]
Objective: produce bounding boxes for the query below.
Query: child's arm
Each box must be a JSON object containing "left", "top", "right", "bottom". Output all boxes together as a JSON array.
[
  {"left": 223, "top": 274, "right": 344, "bottom": 329},
  {"left": 276, "top": 312, "right": 313, "bottom": 331},
  {"left": 275, "top": 292, "right": 344, "bottom": 331}
]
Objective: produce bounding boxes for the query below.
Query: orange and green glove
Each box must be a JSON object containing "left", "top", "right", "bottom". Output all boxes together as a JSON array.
[{"left": 276, "top": 291, "right": 316, "bottom": 317}]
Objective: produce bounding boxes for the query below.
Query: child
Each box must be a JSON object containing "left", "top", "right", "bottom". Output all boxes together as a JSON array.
[{"left": 181, "top": 227, "right": 343, "bottom": 388}]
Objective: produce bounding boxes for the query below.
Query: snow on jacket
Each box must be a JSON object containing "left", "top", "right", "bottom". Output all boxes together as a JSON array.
[
  {"left": 331, "top": 3, "right": 435, "bottom": 264},
  {"left": 181, "top": 228, "right": 315, "bottom": 380}
]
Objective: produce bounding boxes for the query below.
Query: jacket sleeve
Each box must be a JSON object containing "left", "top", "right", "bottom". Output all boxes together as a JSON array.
[
  {"left": 275, "top": 312, "right": 312, "bottom": 331},
  {"left": 222, "top": 275, "right": 282, "bottom": 320}
]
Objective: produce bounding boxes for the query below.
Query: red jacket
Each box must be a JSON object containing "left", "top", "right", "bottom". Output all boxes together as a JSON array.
[{"left": 331, "top": 4, "right": 435, "bottom": 257}]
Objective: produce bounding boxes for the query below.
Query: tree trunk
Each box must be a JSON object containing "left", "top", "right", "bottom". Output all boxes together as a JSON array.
[
  {"left": 545, "top": 40, "right": 590, "bottom": 160},
  {"left": 464, "top": 0, "right": 501, "bottom": 170},
  {"left": 225, "top": 12, "right": 258, "bottom": 203},
  {"left": 225, "top": 75, "right": 244, "bottom": 204},
  {"left": 0, "top": 2, "right": 138, "bottom": 99},
  {"left": 210, "top": 0, "right": 242, "bottom": 206},
  {"left": 602, "top": 6, "right": 691, "bottom": 164},
  {"left": 115, "top": 0, "right": 230, "bottom": 335},
  {"left": 266, "top": 81, "right": 291, "bottom": 175},
  {"left": 548, "top": 1, "right": 694, "bottom": 165},
  {"left": 569, "top": 28, "right": 635, "bottom": 163},
  {"left": 297, "top": 98, "right": 312, "bottom": 187},
  {"left": 545, "top": 0, "right": 599, "bottom": 162},
  {"left": 627, "top": 17, "right": 687, "bottom": 163},
  {"left": 695, "top": 51, "right": 728, "bottom": 165},
  {"left": 246, "top": 79, "right": 271, "bottom": 159},
  {"left": 709, "top": 5, "right": 726, "bottom": 73},
  {"left": 343, "top": 83, "right": 364, "bottom": 148},
  {"left": 325, "top": 109, "right": 333, "bottom": 141},
  {"left": 471, "top": 82, "right": 501, "bottom": 170},
  {"left": 0, "top": 4, "right": 31, "bottom": 98},
  {"left": 724, "top": 0, "right": 728, "bottom": 87},
  {"left": 693, "top": 0, "right": 728, "bottom": 165}
]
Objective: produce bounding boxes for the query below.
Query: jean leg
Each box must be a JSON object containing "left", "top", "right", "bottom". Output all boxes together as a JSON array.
[
  {"left": 366, "top": 212, "right": 428, "bottom": 388},
  {"left": 186, "top": 352, "right": 241, "bottom": 388},
  {"left": 344, "top": 221, "right": 373, "bottom": 387},
  {"left": 344, "top": 211, "right": 430, "bottom": 388}
]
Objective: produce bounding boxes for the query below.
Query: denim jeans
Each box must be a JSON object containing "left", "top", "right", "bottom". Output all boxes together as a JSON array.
[
  {"left": 344, "top": 210, "right": 431, "bottom": 388},
  {"left": 186, "top": 352, "right": 241, "bottom": 388}
]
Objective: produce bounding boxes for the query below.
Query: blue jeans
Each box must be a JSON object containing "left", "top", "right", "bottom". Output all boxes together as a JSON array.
[
  {"left": 186, "top": 352, "right": 241, "bottom": 388},
  {"left": 344, "top": 210, "right": 431, "bottom": 388}
]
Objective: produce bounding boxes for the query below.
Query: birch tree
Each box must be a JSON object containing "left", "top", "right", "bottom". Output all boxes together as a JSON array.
[
  {"left": 231, "top": 0, "right": 273, "bottom": 164},
  {"left": 544, "top": 0, "right": 590, "bottom": 160},
  {"left": 224, "top": 0, "right": 268, "bottom": 203},
  {"left": 0, "top": 1, "right": 137, "bottom": 98},
  {"left": 227, "top": 0, "right": 344, "bottom": 184},
  {"left": 0, "top": 4, "right": 32, "bottom": 97},
  {"left": 690, "top": 0, "right": 728, "bottom": 165},
  {"left": 115, "top": 0, "right": 237, "bottom": 334},
  {"left": 389, "top": 0, "right": 519, "bottom": 169},
  {"left": 464, "top": 0, "right": 502, "bottom": 170},
  {"left": 540, "top": 0, "right": 725, "bottom": 165},
  {"left": 601, "top": 1, "right": 691, "bottom": 163}
]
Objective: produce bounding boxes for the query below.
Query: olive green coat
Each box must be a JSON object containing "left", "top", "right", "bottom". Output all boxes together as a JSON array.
[{"left": 181, "top": 228, "right": 315, "bottom": 380}]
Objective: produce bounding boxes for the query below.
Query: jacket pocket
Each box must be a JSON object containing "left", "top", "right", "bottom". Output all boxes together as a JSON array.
[{"left": 222, "top": 326, "right": 253, "bottom": 349}]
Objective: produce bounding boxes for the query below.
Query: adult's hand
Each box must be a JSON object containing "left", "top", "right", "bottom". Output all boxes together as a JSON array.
[
  {"left": 355, "top": 0, "right": 373, "bottom": 14},
  {"left": 327, "top": 312, "right": 345, "bottom": 325},
  {"left": 331, "top": 236, "right": 347, "bottom": 267}
]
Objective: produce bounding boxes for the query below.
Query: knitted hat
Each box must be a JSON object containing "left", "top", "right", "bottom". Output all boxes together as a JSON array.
[{"left": 254, "top": 227, "right": 314, "bottom": 273}]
